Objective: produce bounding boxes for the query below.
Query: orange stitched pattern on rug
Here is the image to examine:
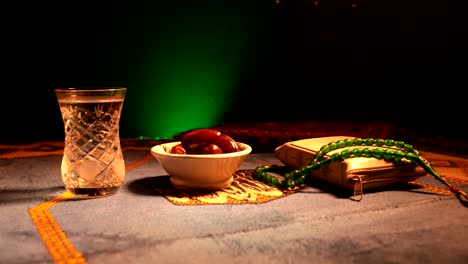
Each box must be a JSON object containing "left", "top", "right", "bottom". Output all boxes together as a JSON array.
[
  {"left": 27, "top": 154, "right": 154, "bottom": 264},
  {"left": 28, "top": 192, "right": 87, "bottom": 263}
]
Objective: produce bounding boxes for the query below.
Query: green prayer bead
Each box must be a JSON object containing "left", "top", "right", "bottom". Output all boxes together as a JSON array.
[
  {"left": 403, "top": 143, "right": 419, "bottom": 156},
  {"left": 337, "top": 140, "right": 346, "bottom": 149},
  {"left": 319, "top": 159, "right": 331, "bottom": 166},
  {"left": 383, "top": 149, "right": 395, "bottom": 161},
  {"left": 352, "top": 148, "right": 363, "bottom": 157},
  {"left": 363, "top": 138, "right": 374, "bottom": 146},
  {"left": 330, "top": 153, "right": 341, "bottom": 162},
  {"left": 341, "top": 149, "right": 352, "bottom": 159},
  {"left": 259, "top": 172, "right": 266, "bottom": 181},
  {"left": 292, "top": 170, "right": 301, "bottom": 178},
  {"left": 315, "top": 151, "right": 325, "bottom": 159},
  {"left": 295, "top": 178, "right": 304, "bottom": 186},
  {"left": 394, "top": 150, "right": 405, "bottom": 162},
  {"left": 299, "top": 167, "right": 309, "bottom": 175},
  {"left": 320, "top": 145, "right": 330, "bottom": 154},
  {"left": 353, "top": 138, "right": 363, "bottom": 146},
  {"left": 309, "top": 162, "right": 321, "bottom": 170},
  {"left": 344, "top": 139, "right": 354, "bottom": 147},
  {"left": 374, "top": 139, "right": 384, "bottom": 147},
  {"left": 374, "top": 149, "right": 384, "bottom": 159},
  {"left": 395, "top": 141, "right": 404, "bottom": 148},
  {"left": 384, "top": 139, "right": 395, "bottom": 146},
  {"left": 271, "top": 178, "right": 280, "bottom": 187},
  {"left": 363, "top": 148, "right": 372, "bottom": 157},
  {"left": 404, "top": 152, "right": 418, "bottom": 162}
]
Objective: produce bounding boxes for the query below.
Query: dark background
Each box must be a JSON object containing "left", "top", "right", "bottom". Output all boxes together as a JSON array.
[{"left": 2, "top": 0, "right": 467, "bottom": 144}]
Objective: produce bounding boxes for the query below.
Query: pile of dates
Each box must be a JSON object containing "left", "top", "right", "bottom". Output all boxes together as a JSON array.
[{"left": 169, "top": 128, "right": 240, "bottom": 154}]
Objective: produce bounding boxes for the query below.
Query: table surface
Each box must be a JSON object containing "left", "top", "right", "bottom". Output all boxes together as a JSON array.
[{"left": 1, "top": 146, "right": 467, "bottom": 264}]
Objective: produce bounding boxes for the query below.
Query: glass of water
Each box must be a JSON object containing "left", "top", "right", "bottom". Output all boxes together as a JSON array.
[{"left": 55, "top": 87, "right": 127, "bottom": 198}]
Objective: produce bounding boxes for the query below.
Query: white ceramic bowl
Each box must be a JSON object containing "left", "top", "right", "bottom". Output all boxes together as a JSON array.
[{"left": 150, "top": 141, "right": 252, "bottom": 190}]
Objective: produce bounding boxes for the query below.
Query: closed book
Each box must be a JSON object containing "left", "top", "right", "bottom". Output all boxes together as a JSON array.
[{"left": 275, "top": 136, "right": 427, "bottom": 195}]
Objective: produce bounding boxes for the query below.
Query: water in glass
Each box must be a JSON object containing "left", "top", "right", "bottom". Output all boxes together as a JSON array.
[{"left": 56, "top": 88, "right": 126, "bottom": 198}]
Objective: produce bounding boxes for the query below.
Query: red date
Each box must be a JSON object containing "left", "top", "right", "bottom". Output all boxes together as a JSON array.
[
  {"left": 181, "top": 128, "right": 221, "bottom": 153},
  {"left": 168, "top": 128, "right": 240, "bottom": 155},
  {"left": 201, "top": 144, "right": 223, "bottom": 154},
  {"left": 212, "top": 133, "right": 239, "bottom": 153},
  {"left": 169, "top": 143, "right": 187, "bottom": 154}
]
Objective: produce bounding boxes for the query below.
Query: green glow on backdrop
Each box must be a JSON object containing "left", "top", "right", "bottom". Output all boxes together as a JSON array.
[
  {"left": 114, "top": 0, "right": 275, "bottom": 139},
  {"left": 135, "top": 26, "right": 243, "bottom": 139}
]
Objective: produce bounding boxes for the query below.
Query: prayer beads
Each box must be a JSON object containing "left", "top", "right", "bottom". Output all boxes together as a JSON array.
[{"left": 253, "top": 138, "right": 467, "bottom": 201}]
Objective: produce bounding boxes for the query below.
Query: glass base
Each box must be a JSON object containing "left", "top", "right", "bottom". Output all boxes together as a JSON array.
[{"left": 66, "top": 186, "right": 121, "bottom": 198}]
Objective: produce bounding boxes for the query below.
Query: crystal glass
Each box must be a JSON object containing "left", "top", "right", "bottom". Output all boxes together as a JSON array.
[{"left": 55, "top": 87, "right": 127, "bottom": 198}]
